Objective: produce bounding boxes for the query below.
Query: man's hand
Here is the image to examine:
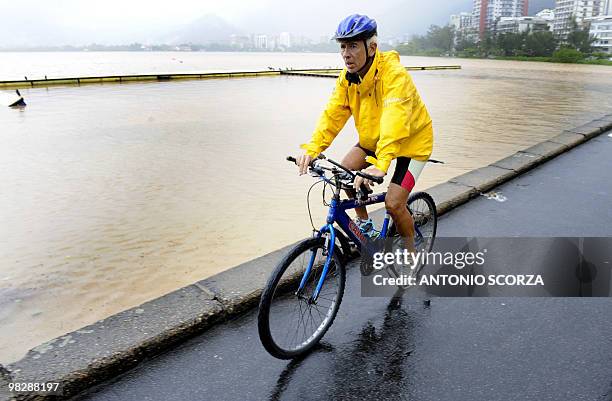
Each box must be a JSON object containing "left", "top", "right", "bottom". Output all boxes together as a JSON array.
[
  {"left": 354, "top": 165, "right": 386, "bottom": 191},
  {"left": 297, "top": 154, "right": 313, "bottom": 175}
]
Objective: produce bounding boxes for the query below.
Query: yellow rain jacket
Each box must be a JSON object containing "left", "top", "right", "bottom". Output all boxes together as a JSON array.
[{"left": 301, "top": 50, "right": 433, "bottom": 173}]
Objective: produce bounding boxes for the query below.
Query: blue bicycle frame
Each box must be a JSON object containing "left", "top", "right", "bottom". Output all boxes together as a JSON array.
[
  {"left": 290, "top": 154, "right": 432, "bottom": 306},
  {"left": 297, "top": 191, "right": 392, "bottom": 302},
  {"left": 294, "top": 154, "right": 432, "bottom": 303}
]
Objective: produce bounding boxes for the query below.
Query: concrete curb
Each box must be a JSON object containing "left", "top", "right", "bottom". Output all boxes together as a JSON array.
[
  {"left": 0, "top": 367, "right": 12, "bottom": 401},
  {"left": 4, "top": 287, "right": 224, "bottom": 400},
  {"left": 1, "top": 240, "right": 307, "bottom": 401},
  {"left": 2, "top": 114, "right": 611, "bottom": 400},
  {"left": 195, "top": 243, "right": 303, "bottom": 315}
]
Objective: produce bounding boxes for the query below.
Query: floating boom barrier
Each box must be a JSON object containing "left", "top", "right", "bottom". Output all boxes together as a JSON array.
[
  {"left": 0, "top": 66, "right": 461, "bottom": 90},
  {"left": 280, "top": 65, "right": 462, "bottom": 78}
]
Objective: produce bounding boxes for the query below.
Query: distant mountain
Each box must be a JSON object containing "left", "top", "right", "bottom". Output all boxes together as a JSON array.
[
  {"left": 160, "top": 15, "right": 242, "bottom": 45},
  {"left": 529, "top": 0, "right": 556, "bottom": 15}
]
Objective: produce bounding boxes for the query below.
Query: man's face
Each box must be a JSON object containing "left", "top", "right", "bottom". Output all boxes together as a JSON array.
[{"left": 339, "top": 40, "right": 367, "bottom": 73}]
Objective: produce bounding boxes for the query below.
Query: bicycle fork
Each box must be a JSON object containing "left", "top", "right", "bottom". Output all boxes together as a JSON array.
[{"left": 296, "top": 224, "right": 336, "bottom": 304}]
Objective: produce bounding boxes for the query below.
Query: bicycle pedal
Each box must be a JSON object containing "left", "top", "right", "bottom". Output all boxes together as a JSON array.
[{"left": 360, "top": 258, "right": 374, "bottom": 276}]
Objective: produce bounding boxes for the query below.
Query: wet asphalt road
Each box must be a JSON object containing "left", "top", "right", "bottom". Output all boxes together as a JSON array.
[{"left": 76, "top": 133, "right": 612, "bottom": 401}]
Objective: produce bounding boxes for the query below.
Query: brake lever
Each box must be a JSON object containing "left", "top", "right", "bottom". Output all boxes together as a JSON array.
[
  {"left": 337, "top": 171, "right": 353, "bottom": 181},
  {"left": 310, "top": 167, "right": 325, "bottom": 177},
  {"left": 357, "top": 184, "right": 372, "bottom": 201}
]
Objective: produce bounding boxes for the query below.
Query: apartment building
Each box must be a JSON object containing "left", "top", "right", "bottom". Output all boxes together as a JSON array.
[
  {"left": 553, "top": 0, "right": 607, "bottom": 39},
  {"left": 497, "top": 16, "right": 552, "bottom": 34},
  {"left": 472, "top": 0, "right": 529, "bottom": 37},
  {"left": 589, "top": 15, "right": 612, "bottom": 53}
]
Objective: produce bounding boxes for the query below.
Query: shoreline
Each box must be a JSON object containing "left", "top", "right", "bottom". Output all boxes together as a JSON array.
[
  {"left": 397, "top": 53, "right": 612, "bottom": 66},
  {"left": 1, "top": 114, "right": 611, "bottom": 401}
]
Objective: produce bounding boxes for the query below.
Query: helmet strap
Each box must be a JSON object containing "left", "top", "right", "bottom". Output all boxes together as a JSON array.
[{"left": 355, "top": 40, "right": 374, "bottom": 78}]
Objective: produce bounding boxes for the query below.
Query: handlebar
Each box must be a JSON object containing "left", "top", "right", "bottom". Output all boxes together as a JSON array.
[
  {"left": 355, "top": 171, "right": 384, "bottom": 184},
  {"left": 287, "top": 155, "right": 383, "bottom": 184},
  {"left": 286, "top": 154, "right": 325, "bottom": 164},
  {"left": 287, "top": 155, "right": 384, "bottom": 200}
]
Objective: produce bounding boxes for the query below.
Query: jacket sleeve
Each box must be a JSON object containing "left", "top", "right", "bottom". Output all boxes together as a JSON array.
[
  {"left": 301, "top": 74, "right": 351, "bottom": 157},
  {"left": 365, "top": 70, "right": 414, "bottom": 173}
]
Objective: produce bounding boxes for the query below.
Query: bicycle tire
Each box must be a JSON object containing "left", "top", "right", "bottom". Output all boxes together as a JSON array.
[
  {"left": 388, "top": 191, "right": 438, "bottom": 251},
  {"left": 258, "top": 237, "right": 346, "bottom": 359},
  {"left": 409, "top": 191, "right": 438, "bottom": 253},
  {"left": 387, "top": 191, "right": 438, "bottom": 279}
]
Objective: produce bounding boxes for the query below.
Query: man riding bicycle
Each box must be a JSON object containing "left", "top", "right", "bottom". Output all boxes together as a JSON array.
[{"left": 297, "top": 14, "right": 434, "bottom": 251}]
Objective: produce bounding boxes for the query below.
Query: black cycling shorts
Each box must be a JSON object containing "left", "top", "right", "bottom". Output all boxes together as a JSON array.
[{"left": 355, "top": 143, "right": 417, "bottom": 193}]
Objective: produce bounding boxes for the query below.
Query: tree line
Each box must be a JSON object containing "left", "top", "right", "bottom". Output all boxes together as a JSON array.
[{"left": 395, "top": 17, "right": 610, "bottom": 64}]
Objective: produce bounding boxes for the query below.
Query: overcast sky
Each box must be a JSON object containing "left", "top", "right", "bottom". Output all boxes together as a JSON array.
[{"left": 0, "top": 0, "right": 482, "bottom": 46}]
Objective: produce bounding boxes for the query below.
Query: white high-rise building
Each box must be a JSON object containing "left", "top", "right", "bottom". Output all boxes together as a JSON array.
[
  {"left": 553, "top": 0, "right": 606, "bottom": 39},
  {"left": 472, "top": 0, "right": 528, "bottom": 38},
  {"left": 255, "top": 35, "right": 268, "bottom": 49},
  {"left": 451, "top": 12, "right": 474, "bottom": 30},
  {"left": 279, "top": 32, "right": 291, "bottom": 48},
  {"left": 588, "top": 15, "right": 612, "bottom": 53},
  {"left": 451, "top": 12, "right": 478, "bottom": 45}
]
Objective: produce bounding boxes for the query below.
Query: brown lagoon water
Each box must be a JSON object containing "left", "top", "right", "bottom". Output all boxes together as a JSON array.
[{"left": 1, "top": 52, "right": 612, "bottom": 363}]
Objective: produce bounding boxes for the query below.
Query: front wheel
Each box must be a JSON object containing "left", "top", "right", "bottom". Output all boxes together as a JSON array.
[{"left": 258, "top": 237, "right": 346, "bottom": 359}]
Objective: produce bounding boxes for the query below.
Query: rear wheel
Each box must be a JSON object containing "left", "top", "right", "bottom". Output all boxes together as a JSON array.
[
  {"left": 408, "top": 191, "right": 437, "bottom": 253},
  {"left": 258, "top": 237, "right": 346, "bottom": 359},
  {"left": 388, "top": 191, "right": 438, "bottom": 278}
]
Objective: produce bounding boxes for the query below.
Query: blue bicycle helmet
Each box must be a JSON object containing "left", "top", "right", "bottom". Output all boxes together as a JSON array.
[
  {"left": 332, "top": 14, "right": 377, "bottom": 41},
  {"left": 333, "top": 14, "right": 378, "bottom": 84}
]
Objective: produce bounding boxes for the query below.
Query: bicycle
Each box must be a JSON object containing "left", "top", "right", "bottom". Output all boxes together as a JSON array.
[{"left": 257, "top": 154, "right": 437, "bottom": 359}]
